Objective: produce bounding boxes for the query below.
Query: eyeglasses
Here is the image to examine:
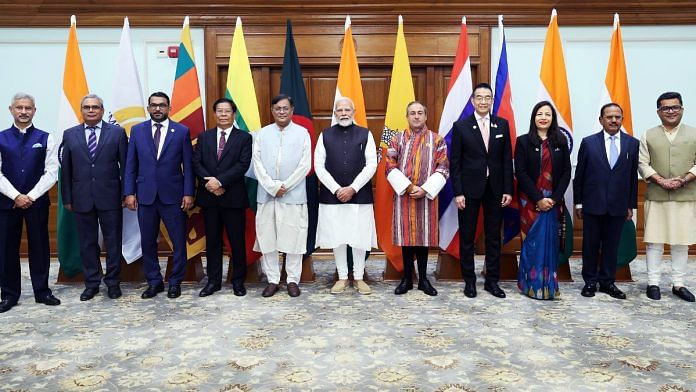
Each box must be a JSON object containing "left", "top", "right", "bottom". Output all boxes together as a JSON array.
[
  {"left": 149, "top": 103, "right": 169, "bottom": 109},
  {"left": 273, "top": 106, "right": 291, "bottom": 113},
  {"left": 81, "top": 105, "right": 103, "bottom": 111},
  {"left": 658, "top": 105, "right": 682, "bottom": 113},
  {"left": 474, "top": 96, "right": 493, "bottom": 102}
]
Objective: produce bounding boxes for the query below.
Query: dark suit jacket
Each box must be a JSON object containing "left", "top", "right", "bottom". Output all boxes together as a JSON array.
[
  {"left": 514, "top": 133, "right": 571, "bottom": 204},
  {"left": 61, "top": 121, "right": 128, "bottom": 212},
  {"left": 124, "top": 119, "right": 194, "bottom": 205},
  {"left": 573, "top": 130, "right": 639, "bottom": 216},
  {"left": 192, "top": 127, "right": 252, "bottom": 209},
  {"left": 451, "top": 114, "right": 513, "bottom": 199}
]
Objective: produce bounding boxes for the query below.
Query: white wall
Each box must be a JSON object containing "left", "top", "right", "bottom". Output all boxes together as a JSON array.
[
  {"left": 491, "top": 24, "right": 696, "bottom": 160},
  {"left": 0, "top": 25, "right": 206, "bottom": 134}
]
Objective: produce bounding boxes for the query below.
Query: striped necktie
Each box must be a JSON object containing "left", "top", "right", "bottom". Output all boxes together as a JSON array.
[
  {"left": 217, "top": 131, "right": 226, "bottom": 161},
  {"left": 87, "top": 126, "right": 97, "bottom": 160}
]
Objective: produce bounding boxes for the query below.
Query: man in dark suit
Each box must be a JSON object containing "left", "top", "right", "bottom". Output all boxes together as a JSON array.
[
  {"left": 193, "top": 98, "right": 252, "bottom": 297},
  {"left": 61, "top": 94, "right": 128, "bottom": 301},
  {"left": 574, "top": 102, "right": 639, "bottom": 299},
  {"left": 0, "top": 93, "right": 60, "bottom": 313},
  {"left": 124, "top": 92, "right": 194, "bottom": 299},
  {"left": 451, "top": 83, "right": 513, "bottom": 299}
]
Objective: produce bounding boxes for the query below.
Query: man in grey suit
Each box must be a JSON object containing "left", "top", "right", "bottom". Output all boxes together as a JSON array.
[{"left": 61, "top": 94, "right": 128, "bottom": 301}]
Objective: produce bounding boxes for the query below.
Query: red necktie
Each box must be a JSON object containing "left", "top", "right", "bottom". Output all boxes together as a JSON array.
[{"left": 153, "top": 123, "right": 162, "bottom": 157}]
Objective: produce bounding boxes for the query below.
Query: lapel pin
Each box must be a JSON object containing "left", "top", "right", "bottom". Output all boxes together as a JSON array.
[
  {"left": 491, "top": 123, "right": 498, "bottom": 128},
  {"left": 473, "top": 125, "right": 478, "bottom": 129}
]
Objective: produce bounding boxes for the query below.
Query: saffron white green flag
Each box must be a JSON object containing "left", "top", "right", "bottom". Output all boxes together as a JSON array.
[{"left": 108, "top": 17, "right": 147, "bottom": 263}]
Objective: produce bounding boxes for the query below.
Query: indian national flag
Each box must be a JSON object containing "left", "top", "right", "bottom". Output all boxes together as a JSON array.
[
  {"left": 375, "top": 15, "right": 414, "bottom": 271},
  {"left": 169, "top": 15, "right": 207, "bottom": 259},
  {"left": 599, "top": 13, "right": 637, "bottom": 267},
  {"left": 108, "top": 17, "right": 146, "bottom": 263},
  {"left": 537, "top": 8, "right": 574, "bottom": 264},
  {"left": 225, "top": 17, "right": 263, "bottom": 265},
  {"left": 56, "top": 15, "right": 89, "bottom": 277}
]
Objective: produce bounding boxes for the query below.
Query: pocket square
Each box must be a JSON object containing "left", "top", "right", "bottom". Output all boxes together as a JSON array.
[
  {"left": 31, "top": 143, "right": 43, "bottom": 148},
  {"left": 495, "top": 134, "right": 503, "bottom": 139}
]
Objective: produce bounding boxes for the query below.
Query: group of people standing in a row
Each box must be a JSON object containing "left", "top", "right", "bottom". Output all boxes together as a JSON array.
[{"left": 0, "top": 83, "right": 693, "bottom": 314}]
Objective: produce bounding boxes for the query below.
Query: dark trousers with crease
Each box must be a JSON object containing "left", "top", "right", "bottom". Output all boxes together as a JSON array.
[
  {"left": 581, "top": 212, "right": 625, "bottom": 287},
  {"left": 73, "top": 207, "right": 122, "bottom": 289},
  {"left": 203, "top": 206, "right": 246, "bottom": 286}
]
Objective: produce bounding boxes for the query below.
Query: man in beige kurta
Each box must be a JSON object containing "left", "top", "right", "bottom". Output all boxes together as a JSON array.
[{"left": 638, "top": 91, "right": 696, "bottom": 302}]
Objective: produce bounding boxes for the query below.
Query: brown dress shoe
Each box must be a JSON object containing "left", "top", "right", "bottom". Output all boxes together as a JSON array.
[
  {"left": 262, "top": 283, "right": 279, "bottom": 297},
  {"left": 287, "top": 282, "right": 301, "bottom": 297}
]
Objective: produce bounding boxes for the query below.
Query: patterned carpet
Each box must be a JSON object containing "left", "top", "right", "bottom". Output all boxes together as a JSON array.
[{"left": 0, "top": 256, "right": 694, "bottom": 392}]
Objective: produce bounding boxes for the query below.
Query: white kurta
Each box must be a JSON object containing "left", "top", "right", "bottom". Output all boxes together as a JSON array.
[
  {"left": 639, "top": 127, "right": 696, "bottom": 245},
  {"left": 314, "top": 132, "right": 378, "bottom": 250},
  {"left": 252, "top": 122, "right": 312, "bottom": 254}
]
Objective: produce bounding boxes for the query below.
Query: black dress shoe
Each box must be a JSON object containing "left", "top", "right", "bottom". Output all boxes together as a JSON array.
[
  {"left": 232, "top": 284, "right": 247, "bottom": 297},
  {"left": 107, "top": 285, "right": 122, "bottom": 299},
  {"left": 646, "top": 285, "right": 661, "bottom": 300},
  {"left": 581, "top": 284, "right": 597, "bottom": 297},
  {"left": 418, "top": 279, "right": 438, "bottom": 296},
  {"left": 80, "top": 287, "right": 99, "bottom": 301},
  {"left": 262, "top": 283, "right": 279, "bottom": 297},
  {"left": 463, "top": 282, "right": 477, "bottom": 298},
  {"left": 287, "top": 282, "right": 301, "bottom": 297},
  {"left": 394, "top": 278, "right": 413, "bottom": 295},
  {"left": 599, "top": 284, "right": 626, "bottom": 299},
  {"left": 199, "top": 283, "right": 221, "bottom": 297},
  {"left": 167, "top": 284, "right": 182, "bottom": 299},
  {"left": 672, "top": 286, "right": 695, "bottom": 302},
  {"left": 141, "top": 282, "right": 165, "bottom": 299},
  {"left": 0, "top": 299, "right": 17, "bottom": 313},
  {"left": 36, "top": 294, "right": 61, "bottom": 306},
  {"left": 484, "top": 282, "right": 506, "bottom": 298}
]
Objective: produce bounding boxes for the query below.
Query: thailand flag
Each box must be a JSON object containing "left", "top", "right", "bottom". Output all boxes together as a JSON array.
[
  {"left": 437, "top": 17, "right": 475, "bottom": 258},
  {"left": 492, "top": 15, "right": 520, "bottom": 244}
]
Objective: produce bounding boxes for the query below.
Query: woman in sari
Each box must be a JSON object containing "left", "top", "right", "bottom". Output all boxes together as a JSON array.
[{"left": 515, "top": 101, "right": 571, "bottom": 299}]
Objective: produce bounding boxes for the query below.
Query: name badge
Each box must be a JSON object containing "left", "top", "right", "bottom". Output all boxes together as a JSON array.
[{"left": 495, "top": 134, "right": 503, "bottom": 139}]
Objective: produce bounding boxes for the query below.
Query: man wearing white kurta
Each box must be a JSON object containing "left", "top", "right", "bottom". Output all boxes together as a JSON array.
[
  {"left": 638, "top": 91, "right": 696, "bottom": 302},
  {"left": 315, "top": 98, "right": 377, "bottom": 295},
  {"left": 253, "top": 95, "right": 311, "bottom": 298}
]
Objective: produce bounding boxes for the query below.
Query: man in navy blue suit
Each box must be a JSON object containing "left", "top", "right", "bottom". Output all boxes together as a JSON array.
[
  {"left": 574, "top": 102, "right": 639, "bottom": 299},
  {"left": 124, "top": 92, "right": 194, "bottom": 299},
  {"left": 61, "top": 94, "right": 128, "bottom": 301},
  {"left": 0, "top": 93, "right": 60, "bottom": 313}
]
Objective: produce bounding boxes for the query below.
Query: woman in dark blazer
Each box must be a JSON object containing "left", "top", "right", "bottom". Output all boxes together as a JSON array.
[{"left": 515, "top": 100, "right": 571, "bottom": 299}]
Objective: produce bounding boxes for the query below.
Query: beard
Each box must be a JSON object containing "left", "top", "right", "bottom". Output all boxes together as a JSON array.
[{"left": 337, "top": 118, "right": 353, "bottom": 127}]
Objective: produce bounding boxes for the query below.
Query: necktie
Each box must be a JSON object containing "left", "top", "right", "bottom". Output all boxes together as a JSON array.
[
  {"left": 609, "top": 135, "right": 618, "bottom": 168},
  {"left": 87, "top": 126, "right": 97, "bottom": 160},
  {"left": 217, "top": 131, "right": 226, "bottom": 161},
  {"left": 153, "top": 123, "right": 162, "bottom": 157},
  {"left": 481, "top": 119, "right": 490, "bottom": 151}
]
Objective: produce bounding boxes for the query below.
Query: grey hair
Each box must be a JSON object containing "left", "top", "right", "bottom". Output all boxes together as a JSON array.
[
  {"left": 334, "top": 97, "right": 355, "bottom": 111},
  {"left": 11, "top": 92, "right": 35, "bottom": 106},
  {"left": 80, "top": 94, "right": 104, "bottom": 108},
  {"left": 405, "top": 100, "right": 427, "bottom": 116}
]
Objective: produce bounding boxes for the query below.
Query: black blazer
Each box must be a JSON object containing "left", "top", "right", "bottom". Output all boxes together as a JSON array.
[
  {"left": 192, "top": 127, "right": 252, "bottom": 209},
  {"left": 573, "top": 131, "right": 639, "bottom": 216},
  {"left": 451, "top": 114, "right": 513, "bottom": 199},
  {"left": 514, "top": 133, "right": 571, "bottom": 204},
  {"left": 60, "top": 121, "right": 128, "bottom": 212}
]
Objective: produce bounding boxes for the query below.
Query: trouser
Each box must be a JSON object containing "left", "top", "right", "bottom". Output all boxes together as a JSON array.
[
  {"left": 334, "top": 245, "right": 367, "bottom": 280},
  {"left": 645, "top": 242, "right": 689, "bottom": 287},
  {"left": 138, "top": 197, "right": 188, "bottom": 286},
  {"left": 261, "top": 251, "right": 301, "bottom": 284},
  {"left": 74, "top": 207, "right": 122, "bottom": 289}
]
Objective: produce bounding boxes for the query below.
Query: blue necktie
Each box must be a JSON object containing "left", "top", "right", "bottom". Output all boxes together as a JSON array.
[
  {"left": 609, "top": 135, "right": 618, "bottom": 168},
  {"left": 87, "top": 126, "right": 97, "bottom": 160}
]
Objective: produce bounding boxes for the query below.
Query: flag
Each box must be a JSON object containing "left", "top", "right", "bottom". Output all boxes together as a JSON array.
[
  {"left": 600, "top": 13, "right": 637, "bottom": 267},
  {"left": 279, "top": 20, "right": 318, "bottom": 255},
  {"left": 169, "top": 15, "right": 206, "bottom": 259},
  {"left": 225, "top": 17, "right": 263, "bottom": 265},
  {"left": 437, "top": 16, "right": 475, "bottom": 259},
  {"left": 56, "top": 15, "right": 89, "bottom": 277},
  {"left": 375, "top": 15, "right": 414, "bottom": 271},
  {"left": 538, "top": 9, "right": 574, "bottom": 264},
  {"left": 333, "top": 16, "right": 367, "bottom": 127},
  {"left": 108, "top": 17, "right": 146, "bottom": 263},
  {"left": 492, "top": 15, "right": 520, "bottom": 245}
]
